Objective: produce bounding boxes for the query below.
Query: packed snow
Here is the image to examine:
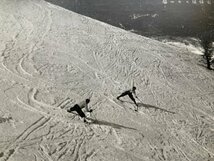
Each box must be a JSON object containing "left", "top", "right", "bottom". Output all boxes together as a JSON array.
[{"left": 0, "top": 0, "right": 214, "bottom": 161}]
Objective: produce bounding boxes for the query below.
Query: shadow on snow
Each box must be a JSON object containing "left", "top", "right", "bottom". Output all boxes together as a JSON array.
[
  {"left": 121, "top": 100, "right": 175, "bottom": 114},
  {"left": 137, "top": 103, "right": 175, "bottom": 114},
  {"left": 87, "top": 118, "right": 137, "bottom": 130},
  {"left": 69, "top": 111, "right": 137, "bottom": 130}
]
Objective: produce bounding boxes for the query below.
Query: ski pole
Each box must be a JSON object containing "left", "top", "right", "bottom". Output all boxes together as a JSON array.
[{"left": 136, "top": 97, "right": 143, "bottom": 103}]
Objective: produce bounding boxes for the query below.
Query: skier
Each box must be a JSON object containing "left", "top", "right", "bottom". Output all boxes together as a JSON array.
[
  {"left": 67, "top": 99, "right": 93, "bottom": 123},
  {"left": 117, "top": 86, "right": 138, "bottom": 111}
]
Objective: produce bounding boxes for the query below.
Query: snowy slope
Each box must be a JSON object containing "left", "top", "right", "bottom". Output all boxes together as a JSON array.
[{"left": 0, "top": 0, "right": 214, "bottom": 161}]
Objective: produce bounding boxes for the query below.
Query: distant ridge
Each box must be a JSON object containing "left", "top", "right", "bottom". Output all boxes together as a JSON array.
[{"left": 162, "top": 0, "right": 212, "bottom": 5}]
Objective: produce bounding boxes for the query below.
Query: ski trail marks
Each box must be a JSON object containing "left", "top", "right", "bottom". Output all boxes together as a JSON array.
[{"left": 0, "top": 116, "right": 50, "bottom": 161}]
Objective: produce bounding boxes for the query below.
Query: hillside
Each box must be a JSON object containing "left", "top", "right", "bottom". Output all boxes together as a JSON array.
[{"left": 0, "top": 0, "right": 214, "bottom": 161}]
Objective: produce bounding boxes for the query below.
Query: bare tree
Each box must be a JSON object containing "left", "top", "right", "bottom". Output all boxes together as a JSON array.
[{"left": 201, "top": 39, "right": 213, "bottom": 69}]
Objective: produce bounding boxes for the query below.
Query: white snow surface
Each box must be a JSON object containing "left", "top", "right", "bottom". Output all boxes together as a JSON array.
[{"left": 0, "top": 0, "right": 214, "bottom": 161}]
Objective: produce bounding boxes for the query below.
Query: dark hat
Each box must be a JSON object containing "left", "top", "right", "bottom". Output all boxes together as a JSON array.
[{"left": 86, "top": 99, "right": 90, "bottom": 103}]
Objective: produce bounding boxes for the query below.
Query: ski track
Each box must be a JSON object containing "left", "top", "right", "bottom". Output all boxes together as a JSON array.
[
  {"left": 17, "top": 54, "right": 33, "bottom": 77},
  {"left": 0, "top": 0, "right": 213, "bottom": 160},
  {"left": 0, "top": 116, "right": 50, "bottom": 161}
]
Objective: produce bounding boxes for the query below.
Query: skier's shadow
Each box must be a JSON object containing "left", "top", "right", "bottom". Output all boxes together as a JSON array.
[
  {"left": 121, "top": 100, "right": 175, "bottom": 114},
  {"left": 138, "top": 103, "right": 175, "bottom": 114},
  {"left": 70, "top": 112, "right": 137, "bottom": 130},
  {"left": 87, "top": 118, "right": 137, "bottom": 130}
]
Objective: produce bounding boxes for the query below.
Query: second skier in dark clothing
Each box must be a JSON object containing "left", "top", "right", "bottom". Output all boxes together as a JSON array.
[{"left": 117, "top": 86, "right": 138, "bottom": 111}]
